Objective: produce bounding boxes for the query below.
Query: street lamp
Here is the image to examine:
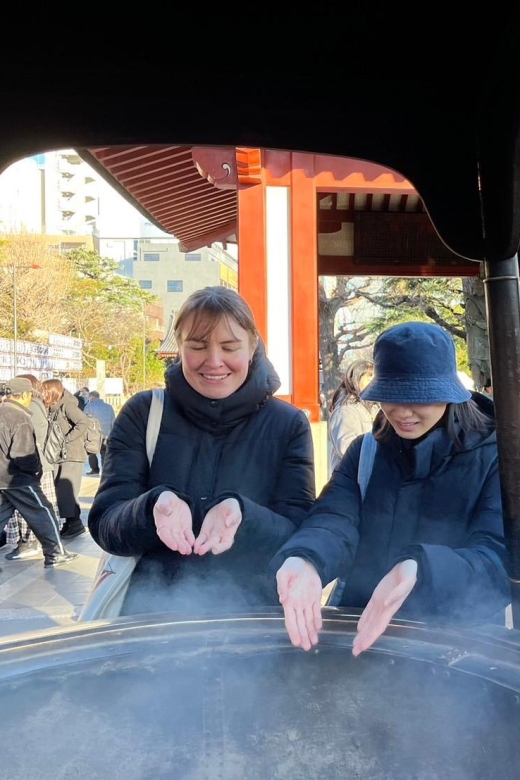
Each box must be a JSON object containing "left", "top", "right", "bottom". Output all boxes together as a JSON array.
[
  {"left": 9, "top": 264, "right": 41, "bottom": 375},
  {"left": 142, "top": 304, "right": 147, "bottom": 391}
]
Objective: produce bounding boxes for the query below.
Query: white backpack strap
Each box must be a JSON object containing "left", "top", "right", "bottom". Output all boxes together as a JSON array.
[
  {"left": 79, "top": 388, "right": 165, "bottom": 623},
  {"left": 325, "top": 433, "right": 378, "bottom": 607},
  {"left": 357, "top": 432, "right": 377, "bottom": 501},
  {"left": 145, "top": 388, "right": 165, "bottom": 468}
]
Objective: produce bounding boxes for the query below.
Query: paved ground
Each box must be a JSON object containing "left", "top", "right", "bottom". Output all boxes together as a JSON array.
[{"left": 0, "top": 472, "right": 103, "bottom": 639}]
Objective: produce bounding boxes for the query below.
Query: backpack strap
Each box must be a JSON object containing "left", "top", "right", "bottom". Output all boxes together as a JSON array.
[
  {"left": 79, "top": 388, "right": 166, "bottom": 623},
  {"left": 145, "top": 388, "right": 165, "bottom": 468},
  {"left": 325, "top": 432, "right": 378, "bottom": 607},
  {"left": 357, "top": 432, "right": 377, "bottom": 501}
]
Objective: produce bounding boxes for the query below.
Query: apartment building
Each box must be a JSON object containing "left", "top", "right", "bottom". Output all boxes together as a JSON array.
[{"left": 0, "top": 149, "right": 238, "bottom": 329}]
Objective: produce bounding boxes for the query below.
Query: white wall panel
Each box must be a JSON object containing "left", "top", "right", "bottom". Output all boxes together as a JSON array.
[{"left": 266, "top": 186, "right": 291, "bottom": 394}]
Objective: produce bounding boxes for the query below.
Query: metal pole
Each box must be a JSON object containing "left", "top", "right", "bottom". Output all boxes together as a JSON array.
[
  {"left": 483, "top": 255, "right": 520, "bottom": 626},
  {"left": 12, "top": 264, "right": 17, "bottom": 376},
  {"left": 142, "top": 308, "right": 146, "bottom": 391}
]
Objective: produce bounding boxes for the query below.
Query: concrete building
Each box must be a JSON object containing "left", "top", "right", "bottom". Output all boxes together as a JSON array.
[
  {"left": 118, "top": 238, "right": 237, "bottom": 320},
  {"left": 0, "top": 148, "right": 238, "bottom": 324}
]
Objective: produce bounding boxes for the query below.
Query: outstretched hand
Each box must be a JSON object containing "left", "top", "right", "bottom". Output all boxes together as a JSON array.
[
  {"left": 276, "top": 557, "right": 323, "bottom": 651},
  {"left": 154, "top": 491, "right": 195, "bottom": 555},
  {"left": 193, "top": 497, "right": 242, "bottom": 555},
  {"left": 352, "top": 559, "right": 418, "bottom": 657}
]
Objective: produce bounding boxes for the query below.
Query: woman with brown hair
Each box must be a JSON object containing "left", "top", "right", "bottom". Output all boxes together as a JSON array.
[
  {"left": 328, "top": 358, "right": 377, "bottom": 474},
  {"left": 272, "top": 322, "right": 510, "bottom": 654},
  {"left": 88, "top": 286, "right": 316, "bottom": 616},
  {"left": 41, "top": 379, "right": 90, "bottom": 539}
]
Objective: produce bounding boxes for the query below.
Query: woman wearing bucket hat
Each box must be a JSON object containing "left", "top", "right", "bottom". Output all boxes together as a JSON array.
[{"left": 270, "top": 321, "right": 511, "bottom": 655}]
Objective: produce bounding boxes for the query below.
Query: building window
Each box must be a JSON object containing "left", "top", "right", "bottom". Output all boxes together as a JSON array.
[
  {"left": 139, "top": 280, "right": 152, "bottom": 289},
  {"left": 143, "top": 252, "right": 161, "bottom": 262},
  {"left": 185, "top": 253, "right": 201, "bottom": 262},
  {"left": 167, "top": 280, "right": 183, "bottom": 292}
]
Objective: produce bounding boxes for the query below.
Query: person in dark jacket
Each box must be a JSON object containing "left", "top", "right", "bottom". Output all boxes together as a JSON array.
[
  {"left": 41, "top": 379, "right": 90, "bottom": 539},
  {"left": 74, "top": 386, "right": 90, "bottom": 411},
  {"left": 84, "top": 391, "right": 116, "bottom": 474},
  {"left": 4, "top": 373, "right": 61, "bottom": 560},
  {"left": 271, "top": 322, "right": 511, "bottom": 655},
  {"left": 88, "top": 286, "right": 316, "bottom": 615},
  {"left": 0, "top": 377, "right": 77, "bottom": 569}
]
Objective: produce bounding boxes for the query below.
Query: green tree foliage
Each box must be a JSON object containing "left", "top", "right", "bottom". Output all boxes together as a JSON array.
[
  {"left": 1, "top": 239, "right": 165, "bottom": 394},
  {"left": 63, "top": 249, "right": 165, "bottom": 392},
  {"left": 361, "top": 276, "right": 470, "bottom": 371},
  {"left": 319, "top": 274, "right": 482, "bottom": 410}
]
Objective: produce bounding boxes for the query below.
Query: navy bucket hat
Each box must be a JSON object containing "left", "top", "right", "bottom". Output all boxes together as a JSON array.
[{"left": 360, "top": 322, "right": 472, "bottom": 405}]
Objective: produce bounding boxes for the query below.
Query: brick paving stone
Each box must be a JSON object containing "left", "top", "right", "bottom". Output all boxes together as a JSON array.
[{"left": 0, "top": 474, "right": 103, "bottom": 638}]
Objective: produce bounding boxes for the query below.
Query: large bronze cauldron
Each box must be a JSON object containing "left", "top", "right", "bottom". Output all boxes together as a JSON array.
[{"left": 1, "top": 608, "right": 519, "bottom": 779}]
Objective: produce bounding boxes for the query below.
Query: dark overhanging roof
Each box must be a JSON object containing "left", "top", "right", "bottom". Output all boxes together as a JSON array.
[{"left": 2, "top": 11, "right": 520, "bottom": 262}]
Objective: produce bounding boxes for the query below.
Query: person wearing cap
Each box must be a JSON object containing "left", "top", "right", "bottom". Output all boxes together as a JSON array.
[
  {"left": 0, "top": 377, "right": 77, "bottom": 569},
  {"left": 3, "top": 373, "right": 61, "bottom": 560},
  {"left": 270, "top": 322, "right": 511, "bottom": 654}
]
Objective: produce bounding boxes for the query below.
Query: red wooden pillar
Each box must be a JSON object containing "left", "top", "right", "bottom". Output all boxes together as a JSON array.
[
  {"left": 236, "top": 148, "right": 320, "bottom": 421},
  {"left": 290, "top": 153, "right": 320, "bottom": 421}
]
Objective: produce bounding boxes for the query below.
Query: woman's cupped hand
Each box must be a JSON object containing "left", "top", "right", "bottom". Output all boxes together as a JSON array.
[{"left": 154, "top": 492, "right": 242, "bottom": 556}]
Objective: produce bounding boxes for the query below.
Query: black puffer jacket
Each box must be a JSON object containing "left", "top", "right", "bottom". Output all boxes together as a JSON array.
[
  {"left": 88, "top": 346, "right": 316, "bottom": 612},
  {"left": 49, "top": 389, "right": 90, "bottom": 463},
  {"left": 270, "top": 393, "right": 510, "bottom": 624},
  {"left": 0, "top": 399, "right": 42, "bottom": 488}
]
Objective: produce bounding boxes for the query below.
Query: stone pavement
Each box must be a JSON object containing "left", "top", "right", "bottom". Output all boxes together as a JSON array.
[{"left": 0, "top": 472, "right": 104, "bottom": 639}]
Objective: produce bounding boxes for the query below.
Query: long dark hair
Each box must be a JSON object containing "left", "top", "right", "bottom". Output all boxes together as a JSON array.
[
  {"left": 374, "top": 398, "right": 494, "bottom": 449},
  {"left": 330, "top": 359, "right": 374, "bottom": 413}
]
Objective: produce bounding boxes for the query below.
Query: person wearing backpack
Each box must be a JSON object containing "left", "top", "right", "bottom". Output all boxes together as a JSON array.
[
  {"left": 83, "top": 391, "right": 115, "bottom": 475},
  {"left": 88, "top": 286, "right": 316, "bottom": 615},
  {"left": 41, "top": 379, "right": 90, "bottom": 539},
  {"left": 270, "top": 322, "right": 511, "bottom": 655}
]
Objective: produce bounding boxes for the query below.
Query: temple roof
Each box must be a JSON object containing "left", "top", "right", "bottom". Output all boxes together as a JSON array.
[{"left": 156, "top": 312, "right": 178, "bottom": 359}]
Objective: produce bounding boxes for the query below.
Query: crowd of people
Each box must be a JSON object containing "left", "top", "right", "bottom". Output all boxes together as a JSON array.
[
  {"left": 0, "top": 285, "right": 511, "bottom": 657},
  {"left": 0, "top": 379, "right": 115, "bottom": 567}
]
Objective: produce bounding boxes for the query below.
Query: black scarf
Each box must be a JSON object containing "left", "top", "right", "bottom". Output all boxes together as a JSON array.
[{"left": 164, "top": 341, "right": 281, "bottom": 434}]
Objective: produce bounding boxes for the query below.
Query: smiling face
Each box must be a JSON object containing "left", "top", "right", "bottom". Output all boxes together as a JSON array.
[
  {"left": 380, "top": 402, "right": 447, "bottom": 439},
  {"left": 179, "top": 314, "right": 256, "bottom": 399}
]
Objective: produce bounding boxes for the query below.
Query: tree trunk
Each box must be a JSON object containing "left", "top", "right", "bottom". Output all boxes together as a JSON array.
[
  {"left": 319, "top": 300, "right": 340, "bottom": 419},
  {"left": 463, "top": 271, "right": 491, "bottom": 390}
]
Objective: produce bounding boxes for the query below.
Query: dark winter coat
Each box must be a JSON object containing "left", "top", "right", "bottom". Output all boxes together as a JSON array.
[
  {"left": 270, "top": 395, "right": 510, "bottom": 624},
  {"left": 88, "top": 347, "right": 316, "bottom": 613},
  {"left": 0, "top": 399, "right": 42, "bottom": 488},
  {"left": 49, "top": 389, "right": 90, "bottom": 463}
]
